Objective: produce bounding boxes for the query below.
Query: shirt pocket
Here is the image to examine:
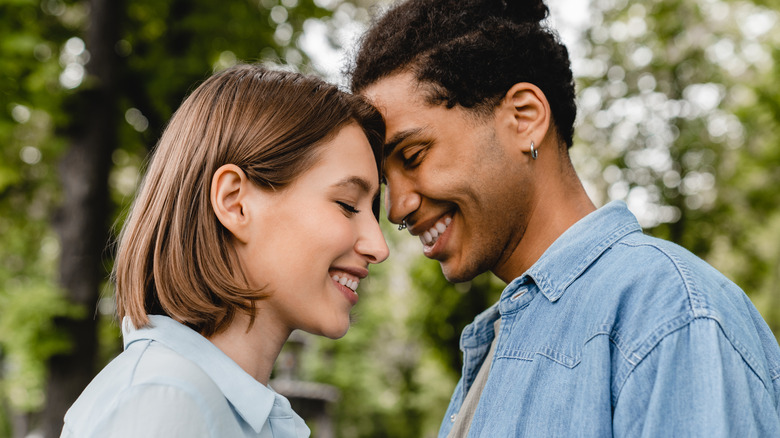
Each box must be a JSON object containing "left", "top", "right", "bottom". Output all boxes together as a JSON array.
[
  {"left": 494, "top": 317, "right": 589, "bottom": 369},
  {"left": 497, "top": 343, "right": 582, "bottom": 369}
]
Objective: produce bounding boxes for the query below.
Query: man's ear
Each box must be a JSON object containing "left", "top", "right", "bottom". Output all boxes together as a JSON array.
[
  {"left": 498, "top": 82, "right": 551, "bottom": 155},
  {"left": 211, "top": 164, "right": 252, "bottom": 243}
]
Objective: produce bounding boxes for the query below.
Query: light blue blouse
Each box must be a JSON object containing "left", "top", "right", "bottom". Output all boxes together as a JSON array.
[{"left": 61, "top": 315, "right": 310, "bottom": 437}]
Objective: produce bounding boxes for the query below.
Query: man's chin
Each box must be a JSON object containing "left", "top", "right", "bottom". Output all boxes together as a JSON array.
[{"left": 440, "top": 261, "right": 480, "bottom": 284}]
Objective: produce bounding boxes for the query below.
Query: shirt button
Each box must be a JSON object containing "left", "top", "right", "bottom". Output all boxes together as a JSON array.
[
  {"left": 510, "top": 289, "right": 528, "bottom": 301},
  {"left": 450, "top": 414, "right": 457, "bottom": 423}
]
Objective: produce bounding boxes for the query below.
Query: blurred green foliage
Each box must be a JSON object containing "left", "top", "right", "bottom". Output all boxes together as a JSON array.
[
  {"left": 0, "top": 279, "right": 82, "bottom": 412},
  {"left": 1, "top": 0, "right": 779, "bottom": 436},
  {"left": 573, "top": 0, "right": 780, "bottom": 330},
  {"left": 0, "top": 0, "right": 337, "bottom": 434}
]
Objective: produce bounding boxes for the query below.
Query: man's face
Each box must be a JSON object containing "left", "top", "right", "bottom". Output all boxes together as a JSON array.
[{"left": 363, "top": 72, "right": 534, "bottom": 283}]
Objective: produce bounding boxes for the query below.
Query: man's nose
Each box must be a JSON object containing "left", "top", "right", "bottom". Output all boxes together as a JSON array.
[{"left": 384, "top": 173, "right": 421, "bottom": 227}]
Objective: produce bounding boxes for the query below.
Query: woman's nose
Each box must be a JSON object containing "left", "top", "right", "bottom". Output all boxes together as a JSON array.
[{"left": 356, "top": 217, "right": 390, "bottom": 264}]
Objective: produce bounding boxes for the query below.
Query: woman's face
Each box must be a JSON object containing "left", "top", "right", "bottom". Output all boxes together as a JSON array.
[{"left": 236, "top": 123, "right": 389, "bottom": 339}]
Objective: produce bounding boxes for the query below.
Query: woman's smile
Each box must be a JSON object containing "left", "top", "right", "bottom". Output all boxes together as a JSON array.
[{"left": 235, "top": 123, "right": 388, "bottom": 339}]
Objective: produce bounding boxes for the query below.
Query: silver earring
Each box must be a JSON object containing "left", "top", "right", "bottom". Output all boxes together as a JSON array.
[
  {"left": 398, "top": 222, "right": 407, "bottom": 231},
  {"left": 530, "top": 141, "right": 538, "bottom": 160}
]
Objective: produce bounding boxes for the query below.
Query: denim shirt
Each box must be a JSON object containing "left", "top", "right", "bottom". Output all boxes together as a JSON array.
[
  {"left": 439, "top": 201, "right": 780, "bottom": 437},
  {"left": 62, "top": 315, "right": 310, "bottom": 438}
]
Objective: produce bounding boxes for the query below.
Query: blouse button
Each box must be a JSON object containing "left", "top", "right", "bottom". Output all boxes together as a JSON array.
[{"left": 450, "top": 414, "right": 457, "bottom": 423}]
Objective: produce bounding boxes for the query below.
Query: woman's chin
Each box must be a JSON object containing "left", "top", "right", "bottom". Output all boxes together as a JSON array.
[
  {"left": 323, "top": 320, "right": 351, "bottom": 340},
  {"left": 325, "top": 325, "right": 350, "bottom": 340},
  {"left": 303, "top": 318, "right": 351, "bottom": 340}
]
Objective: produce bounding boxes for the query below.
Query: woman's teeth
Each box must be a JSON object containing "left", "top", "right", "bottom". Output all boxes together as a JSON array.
[
  {"left": 421, "top": 217, "right": 452, "bottom": 246},
  {"left": 332, "top": 274, "right": 359, "bottom": 292}
]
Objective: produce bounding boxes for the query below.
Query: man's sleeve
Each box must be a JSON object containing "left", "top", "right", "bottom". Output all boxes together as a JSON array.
[{"left": 613, "top": 317, "right": 780, "bottom": 437}]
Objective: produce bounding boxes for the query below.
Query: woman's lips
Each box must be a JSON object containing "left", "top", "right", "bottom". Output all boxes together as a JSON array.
[{"left": 329, "top": 268, "right": 364, "bottom": 306}]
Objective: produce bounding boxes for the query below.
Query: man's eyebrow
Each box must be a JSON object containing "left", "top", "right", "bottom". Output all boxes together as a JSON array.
[
  {"left": 384, "top": 128, "right": 424, "bottom": 159},
  {"left": 334, "top": 176, "right": 377, "bottom": 196}
]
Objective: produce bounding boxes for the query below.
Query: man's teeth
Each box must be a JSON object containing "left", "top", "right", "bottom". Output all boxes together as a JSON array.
[
  {"left": 420, "top": 217, "right": 452, "bottom": 246},
  {"left": 332, "top": 274, "right": 359, "bottom": 292}
]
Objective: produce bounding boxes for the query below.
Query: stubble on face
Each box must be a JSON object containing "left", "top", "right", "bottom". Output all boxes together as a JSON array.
[
  {"left": 438, "top": 129, "right": 533, "bottom": 284},
  {"left": 365, "top": 72, "right": 535, "bottom": 284}
]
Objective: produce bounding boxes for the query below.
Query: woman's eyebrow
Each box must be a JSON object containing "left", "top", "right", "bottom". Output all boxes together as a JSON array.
[{"left": 334, "top": 176, "right": 378, "bottom": 197}]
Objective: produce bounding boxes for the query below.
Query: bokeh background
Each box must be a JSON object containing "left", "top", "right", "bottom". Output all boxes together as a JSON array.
[{"left": 1, "top": 0, "right": 779, "bottom": 436}]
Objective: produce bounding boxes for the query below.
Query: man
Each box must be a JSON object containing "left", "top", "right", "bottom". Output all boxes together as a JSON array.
[{"left": 350, "top": 0, "right": 780, "bottom": 436}]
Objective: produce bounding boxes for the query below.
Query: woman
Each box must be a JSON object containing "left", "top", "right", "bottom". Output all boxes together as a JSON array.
[{"left": 61, "top": 64, "right": 389, "bottom": 437}]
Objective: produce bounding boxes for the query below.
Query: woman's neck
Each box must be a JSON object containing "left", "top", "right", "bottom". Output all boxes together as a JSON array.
[{"left": 207, "top": 313, "right": 290, "bottom": 385}]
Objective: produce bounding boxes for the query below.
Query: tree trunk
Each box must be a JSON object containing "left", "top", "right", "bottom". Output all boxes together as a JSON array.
[{"left": 41, "top": 0, "right": 122, "bottom": 436}]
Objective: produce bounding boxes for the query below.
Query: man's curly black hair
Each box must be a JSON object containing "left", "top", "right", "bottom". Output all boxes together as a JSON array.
[{"left": 350, "top": 0, "right": 577, "bottom": 148}]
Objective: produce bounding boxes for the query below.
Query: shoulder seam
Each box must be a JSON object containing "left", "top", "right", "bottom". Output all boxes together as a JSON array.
[
  {"left": 614, "top": 316, "right": 773, "bottom": 406},
  {"left": 125, "top": 339, "right": 152, "bottom": 388},
  {"left": 616, "top": 239, "right": 706, "bottom": 316}
]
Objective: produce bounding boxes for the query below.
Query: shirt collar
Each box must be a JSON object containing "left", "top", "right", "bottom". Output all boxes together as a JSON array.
[
  {"left": 520, "top": 200, "right": 641, "bottom": 303},
  {"left": 460, "top": 302, "right": 501, "bottom": 349},
  {"left": 122, "top": 315, "right": 275, "bottom": 434}
]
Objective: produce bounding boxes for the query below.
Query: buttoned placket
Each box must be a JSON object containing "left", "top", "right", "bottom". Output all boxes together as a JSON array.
[{"left": 448, "top": 278, "right": 538, "bottom": 426}]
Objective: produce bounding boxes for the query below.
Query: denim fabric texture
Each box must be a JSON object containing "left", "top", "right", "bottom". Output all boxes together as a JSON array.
[
  {"left": 439, "top": 201, "right": 780, "bottom": 437},
  {"left": 62, "top": 315, "right": 310, "bottom": 438}
]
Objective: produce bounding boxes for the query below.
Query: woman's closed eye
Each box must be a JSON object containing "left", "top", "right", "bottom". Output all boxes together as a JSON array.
[{"left": 337, "top": 201, "right": 360, "bottom": 216}]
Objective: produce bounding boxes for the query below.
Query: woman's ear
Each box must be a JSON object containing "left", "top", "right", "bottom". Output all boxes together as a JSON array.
[
  {"left": 211, "top": 164, "right": 252, "bottom": 243},
  {"left": 497, "top": 82, "right": 551, "bottom": 155}
]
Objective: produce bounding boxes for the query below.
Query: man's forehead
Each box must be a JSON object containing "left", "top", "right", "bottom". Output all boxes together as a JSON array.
[
  {"left": 362, "top": 71, "right": 424, "bottom": 109},
  {"left": 363, "top": 74, "right": 437, "bottom": 134}
]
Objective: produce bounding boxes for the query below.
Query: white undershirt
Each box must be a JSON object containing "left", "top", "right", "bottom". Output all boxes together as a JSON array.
[{"left": 447, "top": 320, "right": 500, "bottom": 438}]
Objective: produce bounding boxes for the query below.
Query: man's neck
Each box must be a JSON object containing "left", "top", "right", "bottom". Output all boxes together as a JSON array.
[{"left": 492, "top": 161, "right": 595, "bottom": 283}]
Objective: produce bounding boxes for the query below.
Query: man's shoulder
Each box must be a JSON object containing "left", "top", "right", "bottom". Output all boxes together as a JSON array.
[
  {"left": 602, "top": 230, "right": 746, "bottom": 319},
  {"left": 575, "top": 230, "right": 780, "bottom": 373}
]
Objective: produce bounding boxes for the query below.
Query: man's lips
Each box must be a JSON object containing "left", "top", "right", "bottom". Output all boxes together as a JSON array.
[
  {"left": 419, "top": 216, "right": 452, "bottom": 246},
  {"left": 407, "top": 212, "right": 454, "bottom": 247},
  {"left": 422, "top": 215, "right": 453, "bottom": 259},
  {"left": 406, "top": 209, "right": 453, "bottom": 234}
]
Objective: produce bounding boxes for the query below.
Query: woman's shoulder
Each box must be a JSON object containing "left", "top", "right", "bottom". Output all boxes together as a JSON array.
[
  {"left": 78, "top": 339, "right": 226, "bottom": 406},
  {"left": 62, "top": 340, "right": 239, "bottom": 437},
  {"left": 129, "top": 340, "right": 222, "bottom": 393}
]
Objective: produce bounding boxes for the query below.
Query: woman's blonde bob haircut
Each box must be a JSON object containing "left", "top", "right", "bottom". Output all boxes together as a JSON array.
[{"left": 114, "top": 64, "right": 385, "bottom": 337}]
